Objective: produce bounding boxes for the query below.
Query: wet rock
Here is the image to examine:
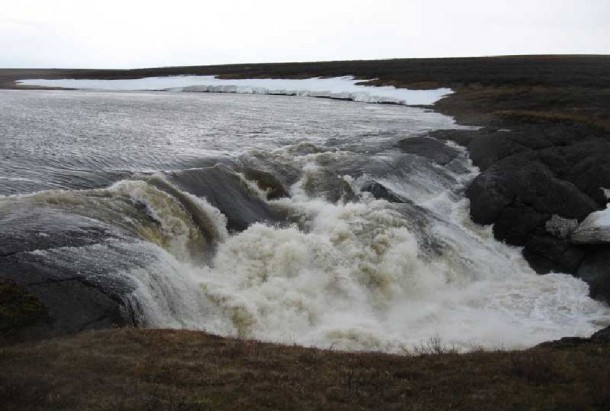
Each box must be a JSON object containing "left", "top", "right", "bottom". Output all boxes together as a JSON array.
[
  {"left": 536, "top": 138, "right": 610, "bottom": 207},
  {"left": 537, "top": 325, "right": 610, "bottom": 348},
  {"left": 428, "top": 129, "right": 476, "bottom": 147},
  {"left": 465, "top": 125, "right": 602, "bottom": 171},
  {"left": 522, "top": 235, "right": 585, "bottom": 274},
  {"left": 466, "top": 130, "right": 531, "bottom": 171},
  {"left": 0, "top": 255, "right": 131, "bottom": 341},
  {"left": 0, "top": 202, "right": 140, "bottom": 341},
  {"left": 575, "top": 246, "right": 610, "bottom": 303},
  {"left": 493, "top": 206, "right": 548, "bottom": 246},
  {"left": 460, "top": 125, "right": 609, "bottom": 279},
  {"left": 239, "top": 167, "right": 290, "bottom": 200},
  {"left": 397, "top": 136, "right": 461, "bottom": 165},
  {"left": 433, "top": 127, "right": 550, "bottom": 170},
  {"left": 169, "top": 164, "right": 288, "bottom": 232},
  {"left": 464, "top": 172, "right": 513, "bottom": 225},
  {"left": 301, "top": 169, "right": 356, "bottom": 203},
  {"left": 431, "top": 123, "right": 610, "bottom": 291},
  {"left": 0, "top": 278, "right": 48, "bottom": 332},
  {"left": 0, "top": 209, "right": 116, "bottom": 258},
  {"left": 361, "top": 181, "right": 406, "bottom": 203},
  {"left": 466, "top": 156, "right": 598, "bottom": 226}
]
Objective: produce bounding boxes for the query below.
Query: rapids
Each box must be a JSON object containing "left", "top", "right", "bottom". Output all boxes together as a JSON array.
[{"left": 1, "top": 89, "right": 608, "bottom": 352}]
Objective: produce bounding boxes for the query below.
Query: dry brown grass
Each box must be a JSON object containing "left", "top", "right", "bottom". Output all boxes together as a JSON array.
[
  {"left": 1, "top": 328, "right": 609, "bottom": 410},
  {"left": 496, "top": 110, "right": 610, "bottom": 130},
  {"left": 433, "top": 85, "right": 610, "bottom": 131}
]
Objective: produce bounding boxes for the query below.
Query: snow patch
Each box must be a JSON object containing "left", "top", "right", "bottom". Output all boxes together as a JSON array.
[
  {"left": 17, "top": 76, "right": 452, "bottom": 106},
  {"left": 571, "top": 205, "right": 610, "bottom": 244}
]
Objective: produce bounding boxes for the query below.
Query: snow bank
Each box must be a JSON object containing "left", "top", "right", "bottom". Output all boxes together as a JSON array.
[
  {"left": 571, "top": 206, "right": 610, "bottom": 244},
  {"left": 17, "top": 76, "right": 452, "bottom": 106}
]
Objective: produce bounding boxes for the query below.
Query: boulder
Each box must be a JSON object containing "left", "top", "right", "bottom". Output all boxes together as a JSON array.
[
  {"left": 493, "top": 206, "right": 548, "bottom": 245},
  {"left": 466, "top": 131, "right": 531, "bottom": 170},
  {"left": 428, "top": 129, "right": 476, "bottom": 147},
  {"left": 239, "top": 167, "right": 290, "bottom": 200},
  {"left": 571, "top": 207, "right": 610, "bottom": 244},
  {"left": 466, "top": 156, "right": 598, "bottom": 226},
  {"left": 397, "top": 136, "right": 461, "bottom": 165},
  {"left": 522, "top": 235, "right": 586, "bottom": 274},
  {"left": 361, "top": 181, "right": 406, "bottom": 203},
  {"left": 0, "top": 278, "right": 48, "bottom": 333},
  {"left": 0, "top": 255, "right": 131, "bottom": 341},
  {"left": 575, "top": 246, "right": 610, "bottom": 303},
  {"left": 301, "top": 168, "right": 356, "bottom": 203},
  {"left": 431, "top": 116, "right": 610, "bottom": 301},
  {"left": 168, "top": 164, "right": 288, "bottom": 232}
]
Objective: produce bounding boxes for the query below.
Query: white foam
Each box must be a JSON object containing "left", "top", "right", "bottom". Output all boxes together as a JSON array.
[
  {"left": 153, "top": 149, "right": 608, "bottom": 353},
  {"left": 185, "top": 196, "right": 609, "bottom": 353},
  {"left": 16, "top": 161, "right": 606, "bottom": 353},
  {"left": 17, "top": 76, "right": 452, "bottom": 106}
]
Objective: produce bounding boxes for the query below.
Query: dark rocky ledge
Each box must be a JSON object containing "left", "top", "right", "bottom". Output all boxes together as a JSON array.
[
  {"left": 430, "top": 123, "right": 610, "bottom": 302},
  {"left": 0, "top": 220, "right": 137, "bottom": 343},
  {"left": 0, "top": 256, "right": 132, "bottom": 344},
  {"left": 537, "top": 325, "right": 610, "bottom": 348}
]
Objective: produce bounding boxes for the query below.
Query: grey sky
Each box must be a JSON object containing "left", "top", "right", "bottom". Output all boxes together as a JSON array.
[{"left": 1, "top": 0, "right": 609, "bottom": 69}]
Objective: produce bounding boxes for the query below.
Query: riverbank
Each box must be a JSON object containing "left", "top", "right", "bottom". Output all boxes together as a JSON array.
[{"left": 0, "top": 327, "right": 609, "bottom": 410}]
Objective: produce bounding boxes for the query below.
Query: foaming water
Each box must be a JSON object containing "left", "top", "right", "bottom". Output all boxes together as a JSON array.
[
  {"left": 188, "top": 173, "right": 608, "bottom": 352},
  {"left": 1, "top": 89, "right": 608, "bottom": 352}
]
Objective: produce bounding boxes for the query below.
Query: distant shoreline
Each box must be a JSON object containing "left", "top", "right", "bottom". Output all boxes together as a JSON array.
[{"left": 2, "top": 55, "right": 609, "bottom": 129}]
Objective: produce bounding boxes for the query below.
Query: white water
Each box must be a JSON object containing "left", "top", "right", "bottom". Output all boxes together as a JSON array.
[
  {"left": 2, "top": 89, "right": 609, "bottom": 353},
  {"left": 17, "top": 76, "right": 452, "bottom": 106},
  {"left": 104, "top": 160, "right": 610, "bottom": 353}
]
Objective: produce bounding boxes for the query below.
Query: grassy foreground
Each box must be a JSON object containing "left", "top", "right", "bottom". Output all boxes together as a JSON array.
[{"left": 1, "top": 328, "right": 609, "bottom": 410}]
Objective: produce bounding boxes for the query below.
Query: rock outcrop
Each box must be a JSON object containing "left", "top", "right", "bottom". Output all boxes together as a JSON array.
[
  {"left": 0, "top": 213, "right": 135, "bottom": 341},
  {"left": 571, "top": 207, "right": 610, "bottom": 244},
  {"left": 431, "top": 123, "right": 610, "bottom": 301},
  {"left": 397, "top": 136, "right": 461, "bottom": 166},
  {"left": 537, "top": 325, "right": 610, "bottom": 348}
]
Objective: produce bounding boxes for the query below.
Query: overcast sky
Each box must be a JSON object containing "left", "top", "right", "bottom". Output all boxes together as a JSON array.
[{"left": 2, "top": 0, "right": 609, "bottom": 69}]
